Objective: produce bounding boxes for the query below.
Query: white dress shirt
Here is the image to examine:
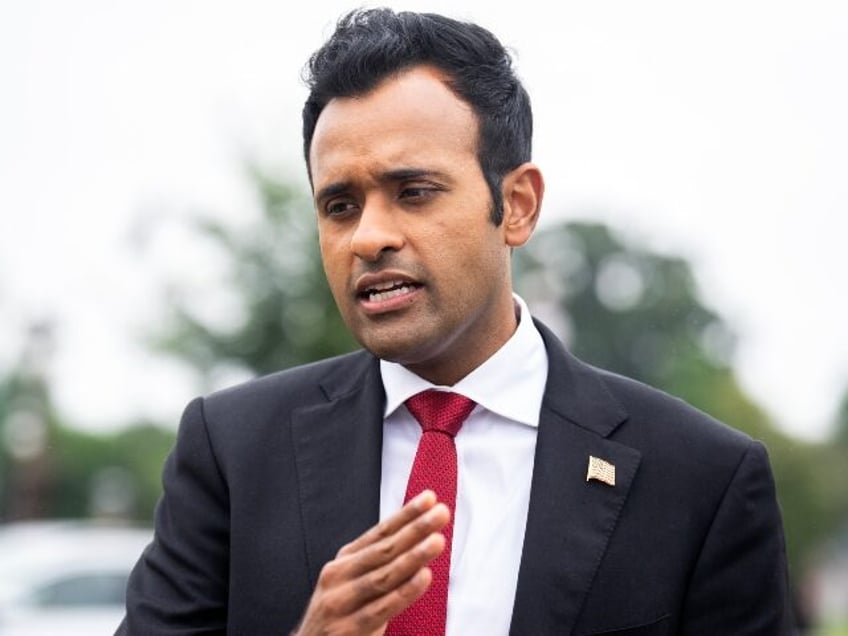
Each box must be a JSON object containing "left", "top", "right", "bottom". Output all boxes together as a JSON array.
[{"left": 380, "top": 294, "right": 548, "bottom": 636}]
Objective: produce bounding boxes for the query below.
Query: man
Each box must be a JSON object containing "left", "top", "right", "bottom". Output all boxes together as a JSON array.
[{"left": 120, "top": 8, "right": 794, "bottom": 635}]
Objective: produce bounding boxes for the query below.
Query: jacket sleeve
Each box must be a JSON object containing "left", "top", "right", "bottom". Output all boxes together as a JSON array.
[
  {"left": 682, "top": 440, "right": 796, "bottom": 635},
  {"left": 117, "top": 397, "right": 230, "bottom": 635}
]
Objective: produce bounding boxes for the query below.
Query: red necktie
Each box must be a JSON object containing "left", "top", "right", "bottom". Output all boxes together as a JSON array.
[{"left": 385, "top": 390, "right": 475, "bottom": 636}]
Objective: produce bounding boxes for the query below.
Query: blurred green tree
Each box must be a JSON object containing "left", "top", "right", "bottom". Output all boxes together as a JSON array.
[
  {"left": 51, "top": 422, "right": 176, "bottom": 521},
  {"left": 149, "top": 166, "right": 356, "bottom": 386},
  {"left": 0, "top": 321, "right": 173, "bottom": 523},
  {"left": 833, "top": 388, "right": 848, "bottom": 447},
  {"left": 514, "top": 221, "right": 760, "bottom": 432},
  {"left": 0, "top": 323, "right": 57, "bottom": 520}
]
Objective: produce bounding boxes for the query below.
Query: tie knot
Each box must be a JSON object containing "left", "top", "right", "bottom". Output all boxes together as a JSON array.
[{"left": 405, "top": 390, "right": 476, "bottom": 437}]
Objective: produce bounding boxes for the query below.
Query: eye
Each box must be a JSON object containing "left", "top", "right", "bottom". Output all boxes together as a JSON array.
[
  {"left": 324, "top": 199, "right": 358, "bottom": 217},
  {"left": 399, "top": 183, "right": 442, "bottom": 203}
]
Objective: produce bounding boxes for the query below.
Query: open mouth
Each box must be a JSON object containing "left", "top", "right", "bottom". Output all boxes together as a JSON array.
[{"left": 360, "top": 280, "right": 422, "bottom": 303}]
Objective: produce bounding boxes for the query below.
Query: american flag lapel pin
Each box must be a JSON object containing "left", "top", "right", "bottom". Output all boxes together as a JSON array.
[{"left": 586, "top": 455, "right": 616, "bottom": 487}]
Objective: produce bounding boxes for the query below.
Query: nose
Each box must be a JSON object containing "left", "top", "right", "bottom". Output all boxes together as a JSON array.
[{"left": 349, "top": 200, "right": 404, "bottom": 262}]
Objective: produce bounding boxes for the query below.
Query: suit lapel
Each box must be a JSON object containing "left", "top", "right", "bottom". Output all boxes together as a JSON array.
[
  {"left": 291, "top": 353, "right": 385, "bottom": 588},
  {"left": 510, "top": 323, "right": 642, "bottom": 635}
]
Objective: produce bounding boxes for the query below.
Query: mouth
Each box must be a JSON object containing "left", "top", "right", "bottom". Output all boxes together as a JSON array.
[
  {"left": 355, "top": 273, "right": 423, "bottom": 313},
  {"left": 360, "top": 279, "right": 420, "bottom": 302}
]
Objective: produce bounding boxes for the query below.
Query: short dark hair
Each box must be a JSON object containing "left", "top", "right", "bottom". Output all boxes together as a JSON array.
[{"left": 301, "top": 8, "right": 533, "bottom": 225}]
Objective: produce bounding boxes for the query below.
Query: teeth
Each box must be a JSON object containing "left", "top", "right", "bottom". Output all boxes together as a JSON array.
[
  {"left": 368, "top": 285, "right": 413, "bottom": 302},
  {"left": 371, "top": 280, "right": 404, "bottom": 292}
]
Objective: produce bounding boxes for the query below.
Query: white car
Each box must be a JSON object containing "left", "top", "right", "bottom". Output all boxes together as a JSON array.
[{"left": 0, "top": 520, "right": 152, "bottom": 636}]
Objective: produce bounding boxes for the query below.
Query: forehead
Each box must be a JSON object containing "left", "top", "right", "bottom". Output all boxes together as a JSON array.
[{"left": 309, "top": 66, "right": 480, "bottom": 185}]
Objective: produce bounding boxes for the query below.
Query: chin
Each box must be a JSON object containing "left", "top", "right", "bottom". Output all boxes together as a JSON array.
[
  {"left": 357, "top": 331, "right": 433, "bottom": 366},
  {"left": 359, "top": 339, "right": 414, "bottom": 363}
]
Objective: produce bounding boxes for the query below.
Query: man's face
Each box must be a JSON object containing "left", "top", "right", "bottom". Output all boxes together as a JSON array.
[{"left": 309, "top": 65, "right": 519, "bottom": 385}]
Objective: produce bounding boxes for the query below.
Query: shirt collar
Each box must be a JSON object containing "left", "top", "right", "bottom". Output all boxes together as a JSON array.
[{"left": 380, "top": 294, "right": 548, "bottom": 427}]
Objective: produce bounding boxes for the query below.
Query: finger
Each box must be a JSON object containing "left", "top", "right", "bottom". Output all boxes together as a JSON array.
[
  {"left": 348, "top": 565, "right": 434, "bottom": 633},
  {"left": 338, "top": 490, "right": 440, "bottom": 557},
  {"left": 319, "top": 502, "right": 447, "bottom": 591},
  {"left": 310, "top": 533, "right": 443, "bottom": 621},
  {"left": 341, "top": 502, "right": 449, "bottom": 581},
  {"left": 350, "top": 531, "right": 445, "bottom": 603},
  {"left": 316, "top": 501, "right": 447, "bottom": 607}
]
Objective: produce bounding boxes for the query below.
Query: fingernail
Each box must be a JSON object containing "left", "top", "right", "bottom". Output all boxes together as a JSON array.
[
  {"left": 412, "top": 490, "right": 435, "bottom": 509},
  {"left": 420, "top": 532, "right": 445, "bottom": 556}
]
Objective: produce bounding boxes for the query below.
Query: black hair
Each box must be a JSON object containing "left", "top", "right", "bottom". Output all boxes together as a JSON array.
[{"left": 301, "top": 8, "right": 533, "bottom": 225}]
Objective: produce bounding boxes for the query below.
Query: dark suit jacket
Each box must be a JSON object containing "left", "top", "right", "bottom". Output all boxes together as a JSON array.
[{"left": 120, "top": 321, "right": 794, "bottom": 635}]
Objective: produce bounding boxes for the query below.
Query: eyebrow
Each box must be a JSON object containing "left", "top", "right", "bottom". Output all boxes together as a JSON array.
[
  {"left": 314, "top": 168, "right": 450, "bottom": 203},
  {"left": 314, "top": 181, "right": 351, "bottom": 203},
  {"left": 380, "top": 168, "right": 447, "bottom": 182}
]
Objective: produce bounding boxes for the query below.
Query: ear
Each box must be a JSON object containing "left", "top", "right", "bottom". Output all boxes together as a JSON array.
[{"left": 501, "top": 162, "right": 544, "bottom": 247}]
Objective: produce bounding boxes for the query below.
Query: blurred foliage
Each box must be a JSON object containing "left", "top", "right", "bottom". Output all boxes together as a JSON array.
[
  {"left": 0, "top": 326, "right": 61, "bottom": 520},
  {"left": 834, "top": 388, "right": 848, "bottom": 447},
  {"left": 150, "top": 166, "right": 357, "bottom": 384},
  {"left": 820, "top": 623, "right": 848, "bottom": 636},
  {"left": 514, "top": 223, "right": 734, "bottom": 397},
  {"left": 0, "top": 324, "right": 173, "bottom": 524},
  {"left": 50, "top": 422, "right": 176, "bottom": 521}
]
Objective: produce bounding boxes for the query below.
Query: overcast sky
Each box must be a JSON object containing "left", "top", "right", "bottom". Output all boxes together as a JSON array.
[{"left": 1, "top": 0, "right": 846, "bottom": 441}]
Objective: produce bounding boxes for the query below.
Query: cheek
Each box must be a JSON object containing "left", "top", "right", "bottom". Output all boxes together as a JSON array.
[{"left": 318, "top": 238, "right": 347, "bottom": 291}]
